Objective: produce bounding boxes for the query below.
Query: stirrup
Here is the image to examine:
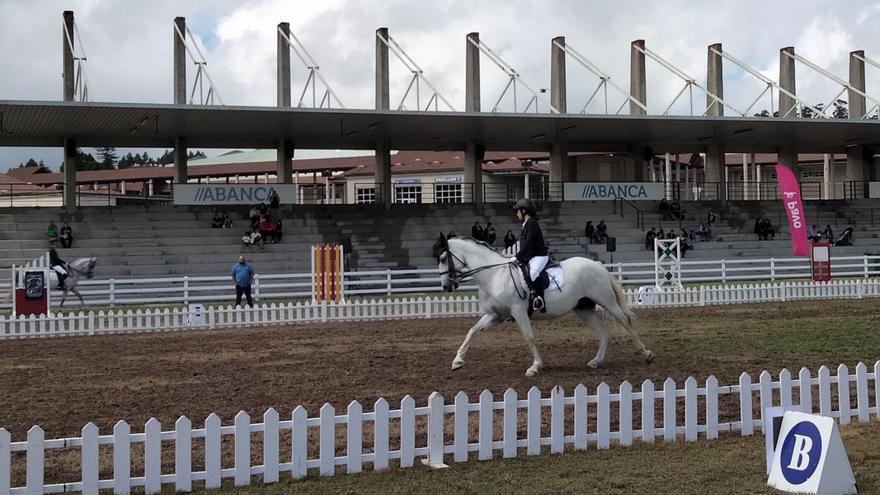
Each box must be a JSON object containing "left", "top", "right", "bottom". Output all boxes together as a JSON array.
[{"left": 532, "top": 295, "right": 545, "bottom": 311}]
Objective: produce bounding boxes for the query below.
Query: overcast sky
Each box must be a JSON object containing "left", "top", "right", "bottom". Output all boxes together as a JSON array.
[{"left": 2, "top": 0, "right": 880, "bottom": 170}]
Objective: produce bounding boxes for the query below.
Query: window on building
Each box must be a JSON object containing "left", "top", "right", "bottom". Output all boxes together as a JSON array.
[
  {"left": 394, "top": 185, "right": 423, "bottom": 204},
  {"left": 356, "top": 187, "right": 375, "bottom": 204},
  {"left": 435, "top": 184, "right": 462, "bottom": 203}
]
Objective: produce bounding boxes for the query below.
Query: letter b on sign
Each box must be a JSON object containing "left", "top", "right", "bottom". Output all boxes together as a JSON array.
[{"left": 780, "top": 422, "right": 822, "bottom": 485}]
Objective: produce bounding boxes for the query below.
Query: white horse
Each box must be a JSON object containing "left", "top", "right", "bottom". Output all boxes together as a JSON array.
[
  {"left": 434, "top": 234, "right": 653, "bottom": 377},
  {"left": 50, "top": 257, "right": 97, "bottom": 308}
]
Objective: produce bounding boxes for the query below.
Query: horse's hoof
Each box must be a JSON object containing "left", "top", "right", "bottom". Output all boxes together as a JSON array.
[
  {"left": 643, "top": 350, "right": 655, "bottom": 363},
  {"left": 451, "top": 360, "right": 464, "bottom": 371},
  {"left": 587, "top": 359, "right": 600, "bottom": 369},
  {"left": 525, "top": 366, "right": 540, "bottom": 377}
]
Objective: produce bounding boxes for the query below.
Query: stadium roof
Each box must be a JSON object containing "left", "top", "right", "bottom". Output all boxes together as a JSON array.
[{"left": 3, "top": 100, "right": 880, "bottom": 153}]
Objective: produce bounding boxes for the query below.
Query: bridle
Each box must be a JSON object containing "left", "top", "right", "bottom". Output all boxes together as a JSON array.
[{"left": 438, "top": 241, "right": 523, "bottom": 298}]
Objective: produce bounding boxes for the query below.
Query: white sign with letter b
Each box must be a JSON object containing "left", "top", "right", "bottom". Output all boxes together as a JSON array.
[{"left": 767, "top": 411, "right": 856, "bottom": 495}]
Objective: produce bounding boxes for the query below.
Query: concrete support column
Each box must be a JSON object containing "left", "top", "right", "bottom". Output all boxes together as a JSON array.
[
  {"left": 277, "top": 22, "right": 291, "bottom": 107},
  {"left": 464, "top": 142, "right": 484, "bottom": 205},
  {"left": 705, "top": 144, "right": 725, "bottom": 200},
  {"left": 375, "top": 140, "right": 392, "bottom": 208},
  {"left": 465, "top": 33, "right": 480, "bottom": 112},
  {"left": 778, "top": 47, "right": 797, "bottom": 118},
  {"left": 649, "top": 158, "right": 656, "bottom": 182},
  {"left": 706, "top": 43, "right": 723, "bottom": 117},
  {"left": 62, "top": 11, "right": 75, "bottom": 101},
  {"left": 675, "top": 154, "right": 681, "bottom": 198},
  {"left": 120, "top": 181, "right": 126, "bottom": 194},
  {"left": 550, "top": 142, "right": 567, "bottom": 201},
  {"left": 752, "top": 153, "right": 759, "bottom": 200},
  {"left": 664, "top": 153, "right": 673, "bottom": 200},
  {"left": 756, "top": 163, "right": 762, "bottom": 200},
  {"left": 550, "top": 36, "right": 566, "bottom": 113},
  {"left": 173, "top": 137, "right": 188, "bottom": 184},
  {"left": 630, "top": 40, "right": 646, "bottom": 115},
  {"left": 778, "top": 146, "right": 797, "bottom": 170},
  {"left": 148, "top": 179, "right": 153, "bottom": 196},
  {"left": 684, "top": 165, "right": 690, "bottom": 200},
  {"left": 848, "top": 50, "right": 872, "bottom": 189},
  {"left": 376, "top": 27, "right": 390, "bottom": 110},
  {"left": 276, "top": 139, "right": 293, "bottom": 184},
  {"left": 173, "top": 17, "right": 186, "bottom": 104},
  {"left": 63, "top": 137, "right": 76, "bottom": 213},
  {"left": 823, "top": 153, "right": 834, "bottom": 199},
  {"left": 465, "top": 33, "right": 482, "bottom": 205},
  {"left": 742, "top": 154, "right": 748, "bottom": 200}
]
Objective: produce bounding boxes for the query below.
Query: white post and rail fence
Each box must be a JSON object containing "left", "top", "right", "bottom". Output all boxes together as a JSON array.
[
  {"left": 1, "top": 362, "right": 878, "bottom": 493},
  {"left": 2, "top": 254, "right": 879, "bottom": 311}
]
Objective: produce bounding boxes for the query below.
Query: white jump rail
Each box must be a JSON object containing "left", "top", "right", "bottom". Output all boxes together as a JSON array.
[{"left": 1, "top": 362, "right": 877, "bottom": 494}]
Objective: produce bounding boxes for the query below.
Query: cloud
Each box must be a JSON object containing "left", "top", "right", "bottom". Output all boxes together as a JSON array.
[{"left": 3, "top": 0, "right": 880, "bottom": 168}]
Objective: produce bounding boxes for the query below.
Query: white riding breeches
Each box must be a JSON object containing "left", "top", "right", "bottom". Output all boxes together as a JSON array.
[
  {"left": 528, "top": 256, "right": 549, "bottom": 281},
  {"left": 52, "top": 265, "right": 67, "bottom": 276}
]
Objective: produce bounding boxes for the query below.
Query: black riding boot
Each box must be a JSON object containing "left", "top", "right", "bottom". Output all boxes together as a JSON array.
[{"left": 519, "top": 263, "right": 546, "bottom": 313}]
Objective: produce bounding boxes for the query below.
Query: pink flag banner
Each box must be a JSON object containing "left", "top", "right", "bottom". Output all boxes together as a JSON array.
[{"left": 775, "top": 165, "right": 810, "bottom": 256}]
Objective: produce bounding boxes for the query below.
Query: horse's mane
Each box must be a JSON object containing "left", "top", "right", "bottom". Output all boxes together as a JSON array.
[{"left": 449, "top": 236, "right": 510, "bottom": 258}]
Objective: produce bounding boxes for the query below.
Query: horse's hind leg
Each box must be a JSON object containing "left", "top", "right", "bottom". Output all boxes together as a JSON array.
[
  {"left": 598, "top": 294, "right": 654, "bottom": 363},
  {"left": 74, "top": 289, "right": 85, "bottom": 307},
  {"left": 574, "top": 308, "right": 610, "bottom": 368},
  {"left": 452, "top": 313, "right": 499, "bottom": 371}
]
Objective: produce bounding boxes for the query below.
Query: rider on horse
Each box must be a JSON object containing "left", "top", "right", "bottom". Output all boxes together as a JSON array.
[
  {"left": 513, "top": 198, "right": 549, "bottom": 313},
  {"left": 49, "top": 247, "right": 68, "bottom": 290}
]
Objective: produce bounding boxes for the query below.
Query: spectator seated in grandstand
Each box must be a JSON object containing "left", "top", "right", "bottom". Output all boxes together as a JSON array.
[
  {"left": 584, "top": 220, "right": 596, "bottom": 244},
  {"left": 756, "top": 216, "right": 775, "bottom": 240},
  {"left": 808, "top": 224, "right": 822, "bottom": 242},
  {"left": 273, "top": 219, "right": 283, "bottom": 243},
  {"left": 658, "top": 198, "right": 671, "bottom": 220},
  {"left": 707, "top": 211, "right": 716, "bottom": 229},
  {"left": 258, "top": 216, "right": 276, "bottom": 243},
  {"left": 211, "top": 212, "right": 224, "bottom": 228},
  {"left": 60, "top": 222, "right": 73, "bottom": 248},
  {"left": 47, "top": 221, "right": 59, "bottom": 244},
  {"left": 249, "top": 205, "right": 260, "bottom": 227},
  {"left": 645, "top": 227, "right": 657, "bottom": 250},
  {"left": 241, "top": 228, "right": 264, "bottom": 250},
  {"left": 222, "top": 212, "right": 234, "bottom": 229},
  {"left": 485, "top": 222, "right": 497, "bottom": 245},
  {"left": 834, "top": 227, "right": 854, "bottom": 246},
  {"left": 679, "top": 229, "right": 692, "bottom": 257},
  {"left": 822, "top": 224, "right": 834, "bottom": 243},
  {"left": 503, "top": 230, "right": 517, "bottom": 250},
  {"left": 471, "top": 221, "right": 484, "bottom": 241},
  {"left": 669, "top": 200, "right": 685, "bottom": 220},
  {"left": 596, "top": 220, "right": 608, "bottom": 243}
]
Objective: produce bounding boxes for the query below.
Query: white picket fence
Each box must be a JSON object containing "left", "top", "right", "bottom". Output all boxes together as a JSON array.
[
  {"left": 2, "top": 253, "right": 879, "bottom": 310},
  {"left": 0, "top": 278, "right": 878, "bottom": 340},
  {"left": 1, "top": 362, "right": 878, "bottom": 494}
]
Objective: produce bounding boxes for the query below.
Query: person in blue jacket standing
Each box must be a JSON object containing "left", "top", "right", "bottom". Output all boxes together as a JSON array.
[{"left": 231, "top": 255, "right": 255, "bottom": 307}]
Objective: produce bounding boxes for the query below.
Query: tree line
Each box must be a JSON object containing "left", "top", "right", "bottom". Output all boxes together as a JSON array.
[{"left": 17, "top": 147, "right": 207, "bottom": 172}]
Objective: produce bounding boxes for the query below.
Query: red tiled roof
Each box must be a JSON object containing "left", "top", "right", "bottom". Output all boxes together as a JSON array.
[
  {"left": 5, "top": 165, "right": 53, "bottom": 181},
  {"left": 339, "top": 150, "right": 551, "bottom": 177}
]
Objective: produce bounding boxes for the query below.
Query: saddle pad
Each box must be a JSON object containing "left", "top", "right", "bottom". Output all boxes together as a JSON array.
[
  {"left": 546, "top": 266, "right": 565, "bottom": 292},
  {"left": 520, "top": 266, "right": 565, "bottom": 293}
]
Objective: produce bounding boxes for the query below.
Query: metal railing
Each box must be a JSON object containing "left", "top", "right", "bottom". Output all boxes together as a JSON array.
[{"left": 2, "top": 254, "right": 877, "bottom": 310}]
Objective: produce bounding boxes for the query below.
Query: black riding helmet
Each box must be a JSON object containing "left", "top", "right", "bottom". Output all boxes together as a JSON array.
[{"left": 513, "top": 198, "right": 537, "bottom": 217}]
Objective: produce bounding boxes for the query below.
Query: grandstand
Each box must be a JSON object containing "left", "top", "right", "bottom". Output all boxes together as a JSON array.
[{"left": 0, "top": 199, "right": 876, "bottom": 280}]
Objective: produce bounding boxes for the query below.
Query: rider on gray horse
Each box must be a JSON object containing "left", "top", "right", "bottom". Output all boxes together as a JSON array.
[
  {"left": 49, "top": 247, "right": 68, "bottom": 290},
  {"left": 513, "top": 198, "right": 549, "bottom": 313}
]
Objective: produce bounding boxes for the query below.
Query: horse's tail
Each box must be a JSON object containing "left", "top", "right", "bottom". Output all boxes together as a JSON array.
[{"left": 610, "top": 278, "right": 637, "bottom": 328}]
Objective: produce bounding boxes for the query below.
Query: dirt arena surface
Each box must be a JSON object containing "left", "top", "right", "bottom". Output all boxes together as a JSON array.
[{"left": 2, "top": 299, "right": 879, "bottom": 439}]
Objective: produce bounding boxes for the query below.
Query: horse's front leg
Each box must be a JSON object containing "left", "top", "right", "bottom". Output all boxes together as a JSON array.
[
  {"left": 74, "top": 288, "right": 85, "bottom": 307},
  {"left": 451, "top": 313, "right": 499, "bottom": 371},
  {"left": 512, "top": 310, "right": 544, "bottom": 377}
]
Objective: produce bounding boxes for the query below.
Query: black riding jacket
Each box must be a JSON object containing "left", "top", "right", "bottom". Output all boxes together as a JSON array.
[{"left": 516, "top": 218, "right": 548, "bottom": 263}]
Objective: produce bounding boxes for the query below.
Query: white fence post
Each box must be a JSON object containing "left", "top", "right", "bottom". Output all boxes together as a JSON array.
[
  {"left": 264, "top": 408, "right": 280, "bottom": 483},
  {"left": 837, "top": 365, "right": 851, "bottom": 426},
  {"left": 373, "top": 399, "right": 389, "bottom": 471},
  {"left": 478, "top": 390, "right": 493, "bottom": 460},
  {"left": 114, "top": 421, "right": 131, "bottom": 495},
  {"left": 386, "top": 269, "right": 392, "bottom": 296},
  {"left": 574, "top": 384, "right": 588, "bottom": 450},
  {"left": 706, "top": 376, "right": 719, "bottom": 440},
  {"left": 319, "top": 404, "right": 335, "bottom": 476},
  {"left": 0, "top": 428, "right": 9, "bottom": 495},
  {"left": 400, "top": 395, "right": 416, "bottom": 468},
  {"left": 502, "top": 389, "right": 517, "bottom": 458},
  {"left": 597, "top": 383, "right": 610, "bottom": 449},
  {"left": 26, "top": 426, "right": 44, "bottom": 495},
  {"left": 144, "top": 418, "right": 162, "bottom": 494},
  {"left": 641, "top": 380, "right": 655, "bottom": 443},
  {"left": 855, "top": 362, "right": 869, "bottom": 423},
  {"left": 527, "top": 387, "right": 541, "bottom": 455},
  {"left": 183, "top": 277, "right": 190, "bottom": 305},
  {"left": 739, "top": 373, "right": 753, "bottom": 436},
  {"left": 428, "top": 393, "right": 445, "bottom": 465},
  {"left": 81, "top": 423, "right": 99, "bottom": 495},
  {"left": 174, "top": 416, "right": 191, "bottom": 492},
  {"left": 453, "top": 392, "right": 469, "bottom": 462},
  {"left": 291, "top": 406, "right": 308, "bottom": 479},
  {"left": 109, "top": 279, "right": 116, "bottom": 307},
  {"left": 346, "top": 402, "right": 363, "bottom": 474},
  {"left": 619, "top": 381, "right": 633, "bottom": 447}
]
